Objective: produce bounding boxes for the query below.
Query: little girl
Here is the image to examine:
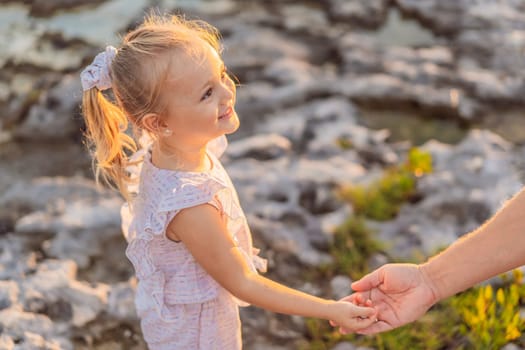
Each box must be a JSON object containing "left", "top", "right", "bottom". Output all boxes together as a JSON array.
[{"left": 80, "top": 14, "right": 376, "bottom": 349}]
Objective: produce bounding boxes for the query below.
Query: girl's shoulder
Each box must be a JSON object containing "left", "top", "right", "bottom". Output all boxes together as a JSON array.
[{"left": 125, "top": 153, "right": 232, "bottom": 241}]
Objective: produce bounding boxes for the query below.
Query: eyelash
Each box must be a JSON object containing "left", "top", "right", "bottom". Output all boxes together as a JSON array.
[{"left": 201, "top": 69, "right": 228, "bottom": 101}]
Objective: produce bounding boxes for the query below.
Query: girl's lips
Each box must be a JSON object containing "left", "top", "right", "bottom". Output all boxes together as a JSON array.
[{"left": 219, "top": 107, "right": 233, "bottom": 119}]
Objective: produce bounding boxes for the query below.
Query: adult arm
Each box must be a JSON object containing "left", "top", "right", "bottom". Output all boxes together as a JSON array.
[
  {"left": 420, "top": 186, "right": 525, "bottom": 299},
  {"left": 346, "top": 186, "right": 525, "bottom": 334}
]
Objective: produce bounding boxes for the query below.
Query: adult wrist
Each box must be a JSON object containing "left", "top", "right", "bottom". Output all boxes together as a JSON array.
[{"left": 418, "top": 262, "right": 443, "bottom": 306}]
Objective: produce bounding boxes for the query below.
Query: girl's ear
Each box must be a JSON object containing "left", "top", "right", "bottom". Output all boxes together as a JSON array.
[{"left": 142, "top": 113, "right": 166, "bottom": 135}]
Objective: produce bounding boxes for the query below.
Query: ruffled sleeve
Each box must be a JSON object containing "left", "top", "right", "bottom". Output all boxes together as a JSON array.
[{"left": 144, "top": 173, "right": 229, "bottom": 237}]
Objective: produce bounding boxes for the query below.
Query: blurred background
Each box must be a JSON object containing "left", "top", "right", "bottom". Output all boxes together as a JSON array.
[{"left": 0, "top": 0, "right": 524, "bottom": 349}]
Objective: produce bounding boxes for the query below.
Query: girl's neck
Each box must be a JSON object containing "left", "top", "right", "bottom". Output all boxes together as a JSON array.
[{"left": 152, "top": 141, "right": 210, "bottom": 172}]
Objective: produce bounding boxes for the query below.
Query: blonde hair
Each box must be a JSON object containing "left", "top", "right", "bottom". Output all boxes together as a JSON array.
[{"left": 81, "top": 14, "right": 222, "bottom": 201}]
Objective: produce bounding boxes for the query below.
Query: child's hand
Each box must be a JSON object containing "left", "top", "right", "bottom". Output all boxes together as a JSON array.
[{"left": 328, "top": 300, "right": 377, "bottom": 333}]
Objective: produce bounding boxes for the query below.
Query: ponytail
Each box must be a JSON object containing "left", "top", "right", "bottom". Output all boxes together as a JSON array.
[{"left": 82, "top": 88, "right": 137, "bottom": 201}]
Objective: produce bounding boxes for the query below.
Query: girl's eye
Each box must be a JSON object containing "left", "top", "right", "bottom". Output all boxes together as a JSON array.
[
  {"left": 201, "top": 68, "right": 228, "bottom": 101},
  {"left": 201, "top": 88, "right": 212, "bottom": 101}
]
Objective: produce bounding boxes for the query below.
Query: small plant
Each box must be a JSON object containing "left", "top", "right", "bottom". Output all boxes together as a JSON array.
[
  {"left": 336, "top": 137, "right": 353, "bottom": 150},
  {"left": 301, "top": 318, "right": 343, "bottom": 350},
  {"left": 452, "top": 269, "right": 525, "bottom": 349},
  {"left": 330, "top": 148, "right": 433, "bottom": 279},
  {"left": 331, "top": 216, "right": 383, "bottom": 280},
  {"left": 340, "top": 148, "right": 432, "bottom": 221},
  {"left": 358, "top": 304, "right": 463, "bottom": 350}
]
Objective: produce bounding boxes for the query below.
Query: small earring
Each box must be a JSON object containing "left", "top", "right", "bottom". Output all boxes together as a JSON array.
[{"left": 163, "top": 129, "right": 173, "bottom": 136}]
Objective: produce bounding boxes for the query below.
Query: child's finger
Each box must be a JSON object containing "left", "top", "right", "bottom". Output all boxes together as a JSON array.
[
  {"left": 341, "top": 315, "right": 378, "bottom": 333},
  {"left": 356, "top": 315, "right": 379, "bottom": 329},
  {"left": 351, "top": 269, "right": 383, "bottom": 292},
  {"left": 351, "top": 304, "right": 377, "bottom": 318},
  {"left": 347, "top": 292, "right": 369, "bottom": 306}
]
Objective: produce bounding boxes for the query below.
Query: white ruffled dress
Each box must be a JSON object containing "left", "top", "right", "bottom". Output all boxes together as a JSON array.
[{"left": 120, "top": 136, "right": 267, "bottom": 350}]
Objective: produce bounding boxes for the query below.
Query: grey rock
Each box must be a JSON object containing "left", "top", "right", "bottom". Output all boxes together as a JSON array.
[
  {"left": 263, "top": 58, "right": 321, "bottom": 86},
  {"left": 0, "top": 281, "right": 19, "bottom": 310},
  {"left": 0, "top": 177, "right": 110, "bottom": 213},
  {"left": 223, "top": 26, "right": 309, "bottom": 73},
  {"left": 15, "top": 75, "right": 82, "bottom": 141},
  {"left": 28, "top": 0, "right": 106, "bottom": 17},
  {"left": 22, "top": 259, "right": 109, "bottom": 327},
  {"left": 0, "top": 308, "right": 55, "bottom": 339},
  {"left": 328, "top": 0, "right": 389, "bottom": 28},
  {"left": 0, "top": 236, "right": 38, "bottom": 280},
  {"left": 16, "top": 197, "right": 122, "bottom": 235},
  {"left": 227, "top": 133, "right": 292, "bottom": 160},
  {"left": 107, "top": 280, "right": 137, "bottom": 321},
  {"left": 501, "top": 343, "right": 522, "bottom": 350},
  {"left": 279, "top": 3, "right": 329, "bottom": 33},
  {"left": 248, "top": 214, "right": 333, "bottom": 267},
  {"left": 34, "top": 0, "right": 149, "bottom": 46},
  {"left": 330, "top": 275, "right": 353, "bottom": 300},
  {"left": 331, "top": 342, "right": 358, "bottom": 350}
]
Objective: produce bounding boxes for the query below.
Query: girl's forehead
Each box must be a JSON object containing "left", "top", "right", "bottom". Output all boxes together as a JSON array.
[
  {"left": 164, "top": 44, "right": 222, "bottom": 97},
  {"left": 168, "top": 44, "right": 221, "bottom": 79}
]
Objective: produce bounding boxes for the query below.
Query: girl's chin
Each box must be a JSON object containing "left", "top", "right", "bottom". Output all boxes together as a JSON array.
[
  {"left": 223, "top": 114, "right": 240, "bottom": 134},
  {"left": 224, "top": 124, "right": 240, "bottom": 135}
]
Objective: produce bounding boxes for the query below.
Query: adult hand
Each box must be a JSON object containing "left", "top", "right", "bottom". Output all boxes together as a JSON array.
[{"left": 340, "top": 263, "right": 439, "bottom": 334}]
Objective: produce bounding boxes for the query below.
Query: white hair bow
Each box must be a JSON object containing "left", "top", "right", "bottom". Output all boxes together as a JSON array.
[{"left": 80, "top": 46, "right": 118, "bottom": 91}]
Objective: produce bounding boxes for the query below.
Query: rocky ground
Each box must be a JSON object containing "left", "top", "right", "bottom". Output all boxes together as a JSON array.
[{"left": 0, "top": 0, "right": 524, "bottom": 349}]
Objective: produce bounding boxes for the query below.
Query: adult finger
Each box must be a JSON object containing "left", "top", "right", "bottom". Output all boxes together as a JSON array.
[
  {"left": 351, "top": 267, "right": 385, "bottom": 291},
  {"left": 356, "top": 320, "right": 392, "bottom": 335}
]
